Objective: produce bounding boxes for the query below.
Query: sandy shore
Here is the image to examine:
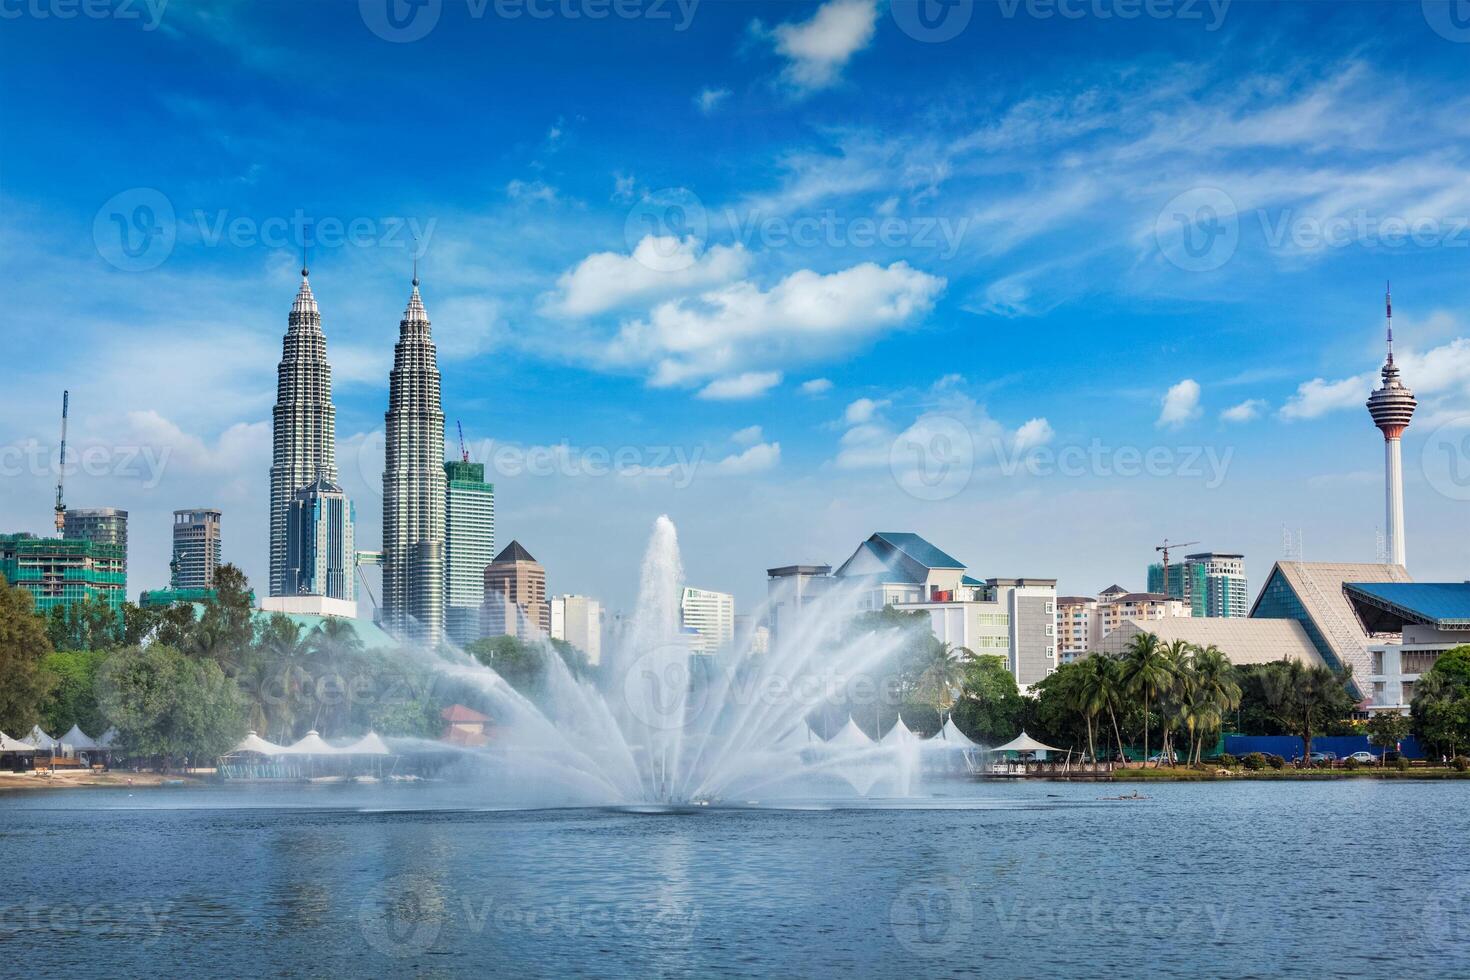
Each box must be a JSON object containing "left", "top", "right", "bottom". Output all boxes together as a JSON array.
[{"left": 0, "top": 771, "right": 208, "bottom": 791}]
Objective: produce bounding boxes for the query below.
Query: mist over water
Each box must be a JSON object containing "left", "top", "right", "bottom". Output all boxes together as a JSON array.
[{"left": 399, "top": 515, "right": 972, "bottom": 807}]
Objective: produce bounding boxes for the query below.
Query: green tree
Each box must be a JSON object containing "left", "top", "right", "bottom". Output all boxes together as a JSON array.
[
  {"left": 951, "top": 654, "right": 1025, "bottom": 744},
  {"left": 38, "top": 649, "right": 110, "bottom": 734},
  {"left": 1118, "top": 633, "right": 1173, "bottom": 766},
  {"left": 1367, "top": 711, "right": 1411, "bottom": 766},
  {"left": 1260, "top": 660, "right": 1358, "bottom": 763},
  {"left": 914, "top": 643, "right": 968, "bottom": 716},
  {"left": 0, "top": 579, "right": 54, "bottom": 735},
  {"left": 96, "top": 645, "right": 246, "bottom": 770}
]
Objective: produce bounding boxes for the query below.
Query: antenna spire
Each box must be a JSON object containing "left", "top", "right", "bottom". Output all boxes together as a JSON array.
[
  {"left": 301, "top": 241, "right": 309, "bottom": 278},
  {"left": 1385, "top": 280, "right": 1393, "bottom": 363}
]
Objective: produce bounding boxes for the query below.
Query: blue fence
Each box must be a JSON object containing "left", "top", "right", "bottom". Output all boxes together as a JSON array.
[{"left": 1223, "top": 734, "right": 1425, "bottom": 760}]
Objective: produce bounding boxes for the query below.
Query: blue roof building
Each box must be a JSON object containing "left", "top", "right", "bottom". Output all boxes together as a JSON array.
[{"left": 1344, "top": 581, "right": 1470, "bottom": 713}]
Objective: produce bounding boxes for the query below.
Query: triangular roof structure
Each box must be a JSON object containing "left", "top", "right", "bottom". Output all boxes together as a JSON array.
[
  {"left": 279, "top": 730, "right": 340, "bottom": 755},
  {"left": 773, "top": 722, "right": 817, "bottom": 751},
  {"left": 23, "top": 726, "right": 57, "bottom": 750},
  {"left": 493, "top": 540, "right": 537, "bottom": 564},
  {"left": 991, "top": 731, "right": 1065, "bottom": 754},
  {"left": 833, "top": 532, "right": 966, "bottom": 584},
  {"left": 0, "top": 732, "right": 35, "bottom": 753},
  {"left": 1099, "top": 584, "right": 1128, "bottom": 597},
  {"left": 881, "top": 717, "right": 917, "bottom": 746},
  {"left": 60, "top": 725, "right": 100, "bottom": 751},
  {"left": 341, "top": 732, "right": 392, "bottom": 756},
  {"left": 824, "top": 716, "right": 875, "bottom": 750},
  {"left": 935, "top": 717, "right": 979, "bottom": 749},
  {"left": 232, "top": 731, "right": 287, "bottom": 755}
]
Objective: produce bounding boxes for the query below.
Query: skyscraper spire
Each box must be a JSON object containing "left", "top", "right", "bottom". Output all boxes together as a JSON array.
[
  {"left": 1367, "top": 283, "right": 1415, "bottom": 568},
  {"left": 271, "top": 262, "right": 344, "bottom": 597},
  {"left": 382, "top": 271, "right": 446, "bottom": 645}
]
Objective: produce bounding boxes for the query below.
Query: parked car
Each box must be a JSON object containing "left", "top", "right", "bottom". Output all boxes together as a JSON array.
[
  {"left": 1146, "top": 752, "right": 1178, "bottom": 764},
  {"left": 1346, "top": 751, "right": 1376, "bottom": 764},
  {"left": 1292, "top": 751, "right": 1337, "bottom": 765}
]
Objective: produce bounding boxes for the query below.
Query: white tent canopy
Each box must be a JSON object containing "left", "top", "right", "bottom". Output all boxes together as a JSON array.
[
  {"left": 881, "top": 717, "right": 918, "bottom": 746},
  {"left": 23, "top": 726, "right": 57, "bottom": 751},
  {"left": 0, "top": 732, "right": 36, "bottom": 753},
  {"left": 824, "top": 717, "right": 875, "bottom": 750},
  {"left": 278, "top": 730, "right": 341, "bottom": 755},
  {"left": 991, "top": 731, "right": 1065, "bottom": 755},
  {"left": 932, "top": 717, "right": 979, "bottom": 749},
  {"left": 232, "top": 731, "right": 288, "bottom": 756},
  {"left": 340, "top": 732, "right": 392, "bottom": 756},
  {"left": 60, "top": 725, "right": 101, "bottom": 752}
]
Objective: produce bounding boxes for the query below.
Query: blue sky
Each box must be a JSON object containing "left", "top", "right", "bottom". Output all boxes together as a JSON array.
[{"left": 5, "top": 0, "right": 1470, "bottom": 615}]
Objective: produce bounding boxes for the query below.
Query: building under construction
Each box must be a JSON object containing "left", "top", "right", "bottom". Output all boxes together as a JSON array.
[{"left": 0, "top": 533, "right": 126, "bottom": 617}]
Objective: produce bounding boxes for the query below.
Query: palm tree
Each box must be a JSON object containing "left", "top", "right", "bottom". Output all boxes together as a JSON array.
[
  {"left": 1191, "top": 644, "right": 1240, "bottom": 763},
  {"left": 1073, "top": 655, "right": 1120, "bottom": 762},
  {"left": 1119, "top": 632, "right": 1173, "bottom": 767},
  {"left": 916, "top": 643, "right": 968, "bottom": 717}
]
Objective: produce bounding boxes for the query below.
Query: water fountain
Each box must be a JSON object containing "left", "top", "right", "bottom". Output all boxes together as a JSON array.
[{"left": 398, "top": 516, "right": 980, "bottom": 807}]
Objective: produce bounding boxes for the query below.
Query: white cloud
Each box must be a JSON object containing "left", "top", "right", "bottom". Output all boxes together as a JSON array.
[
  {"left": 506, "top": 179, "right": 559, "bottom": 204},
  {"left": 761, "top": 0, "right": 877, "bottom": 93},
  {"left": 697, "top": 372, "right": 783, "bottom": 401},
  {"left": 800, "top": 378, "right": 834, "bottom": 396},
  {"left": 844, "top": 397, "right": 888, "bottom": 424},
  {"left": 1221, "top": 398, "right": 1267, "bottom": 423},
  {"left": 695, "top": 87, "right": 731, "bottom": 114},
  {"left": 1279, "top": 374, "right": 1371, "bottom": 421},
  {"left": 543, "top": 235, "right": 750, "bottom": 318},
  {"left": 1157, "top": 379, "right": 1202, "bottom": 429},
  {"left": 713, "top": 441, "right": 781, "bottom": 475},
  {"left": 731, "top": 425, "right": 764, "bottom": 446},
  {"left": 1013, "top": 417, "right": 1054, "bottom": 451},
  {"left": 610, "top": 261, "right": 944, "bottom": 387}
]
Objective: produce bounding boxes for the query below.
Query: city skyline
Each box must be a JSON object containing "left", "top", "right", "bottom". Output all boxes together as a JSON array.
[{"left": 7, "top": 2, "right": 1470, "bottom": 615}]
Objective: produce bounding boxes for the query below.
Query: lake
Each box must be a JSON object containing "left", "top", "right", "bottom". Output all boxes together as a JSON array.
[{"left": 2, "top": 780, "right": 1466, "bottom": 978}]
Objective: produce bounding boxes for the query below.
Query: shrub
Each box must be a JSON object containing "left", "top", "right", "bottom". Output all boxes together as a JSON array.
[
  {"left": 1395, "top": 757, "right": 1410, "bottom": 772},
  {"left": 1220, "top": 753, "right": 1237, "bottom": 767},
  {"left": 1453, "top": 757, "right": 1469, "bottom": 772},
  {"left": 1345, "top": 757, "right": 1359, "bottom": 771},
  {"left": 1242, "top": 752, "right": 1267, "bottom": 771},
  {"left": 1268, "top": 754, "right": 1286, "bottom": 770}
]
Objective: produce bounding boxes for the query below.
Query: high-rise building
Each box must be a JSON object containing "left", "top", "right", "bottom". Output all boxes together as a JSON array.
[
  {"left": 680, "top": 587, "right": 735, "bottom": 655},
  {"left": 482, "top": 541, "right": 548, "bottom": 639},
  {"left": 550, "top": 594, "right": 603, "bottom": 665},
  {"left": 1055, "top": 595, "right": 1096, "bottom": 663},
  {"left": 0, "top": 533, "right": 125, "bottom": 617},
  {"left": 63, "top": 508, "right": 128, "bottom": 597},
  {"left": 284, "top": 477, "right": 355, "bottom": 602},
  {"left": 444, "top": 460, "right": 495, "bottom": 647},
  {"left": 1091, "top": 590, "right": 1191, "bottom": 646},
  {"left": 1367, "top": 284, "right": 1415, "bottom": 568},
  {"left": 171, "top": 509, "right": 222, "bottom": 590},
  {"left": 382, "top": 275, "right": 447, "bottom": 646},
  {"left": 766, "top": 564, "right": 834, "bottom": 648},
  {"left": 1147, "top": 552, "right": 1247, "bottom": 618},
  {"left": 269, "top": 265, "right": 341, "bottom": 597}
]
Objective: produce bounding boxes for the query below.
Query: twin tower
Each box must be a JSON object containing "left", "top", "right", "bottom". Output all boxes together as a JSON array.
[{"left": 269, "top": 263, "right": 447, "bottom": 644}]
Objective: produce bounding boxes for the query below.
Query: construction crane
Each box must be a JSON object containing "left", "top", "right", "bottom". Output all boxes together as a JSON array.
[
  {"left": 1154, "top": 538, "right": 1199, "bottom": 593},
  {"left": 53, "top": 390, "right": 69, "bottom": 534},
  {"left": 457, "top": 420, "right": 469, "bottom": 463}
]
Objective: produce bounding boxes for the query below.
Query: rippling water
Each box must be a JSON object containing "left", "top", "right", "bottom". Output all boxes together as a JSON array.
[{"left": 4, "top": 780, "right": 1468, "bottom": 978}]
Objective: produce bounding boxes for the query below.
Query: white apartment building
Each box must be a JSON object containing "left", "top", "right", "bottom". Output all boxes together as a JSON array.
[
  {"left": 680, "top": 587, "right": 735, "bottom": 655},
  {"left": 550, "top": 594, "right": 603, "bottom": 666}
]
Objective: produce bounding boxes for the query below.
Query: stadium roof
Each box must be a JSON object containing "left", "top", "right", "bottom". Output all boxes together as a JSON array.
[
  {"left": 1344, "top": 582, "right": 1470, "bottom": 633},
  {"left": 1098, "top": 618, "right": 1326, "bottom": 667}
]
